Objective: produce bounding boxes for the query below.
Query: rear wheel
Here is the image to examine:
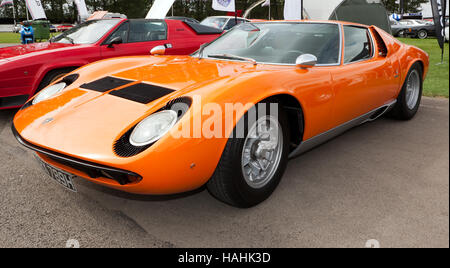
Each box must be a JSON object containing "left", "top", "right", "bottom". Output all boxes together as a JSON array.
[
  {"left": 207, "top": 102, "right": 290, "bottom": 208},
  {"left": 389, "top": 63, "right": 423, "bottom": 120}
]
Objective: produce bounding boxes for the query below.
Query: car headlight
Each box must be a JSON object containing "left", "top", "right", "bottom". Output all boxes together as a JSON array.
[
  {"left": 32, "top": 82, "right": 66, "bottom": 105},
  {"left": 129, "top": 110, "right": 178, "bottom": 146}
]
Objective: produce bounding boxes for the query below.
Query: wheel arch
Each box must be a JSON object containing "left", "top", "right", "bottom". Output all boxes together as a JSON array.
[
  {"left": 249, "top": 93, "right": 305, "bottom": 153},
  {"left": 32, "top": 64, "right": 84, "bottom": 95}
]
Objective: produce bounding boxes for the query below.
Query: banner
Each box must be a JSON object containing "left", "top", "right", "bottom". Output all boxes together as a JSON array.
[
  {"left": 25, "top": 0, "right": 46, "bottom": 20},
  {"left": 0, "top": 0, "right": 13, "bottom": 7},
  {"left": 284, "top": 0, "right": 302, "bottom": 20},
  {"left": 431, "top": 0, "right": 447, "bottom": 50},
  {"left": 146, "top": 0, "right": 176, "bottom": 19},
  {"left": 212, "top": 0, "right": 236, "bottom": 12},
  {"left": 74, "top": 0, "right": 89, "bottom": 20}
]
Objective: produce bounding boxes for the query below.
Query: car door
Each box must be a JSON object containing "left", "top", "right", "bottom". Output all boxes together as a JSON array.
[
  {"left": 330, "top": 25, "right": 398, "bottom": 127},
  {"left": 101, "top": 20, "right": 172, "bottom": 59}
]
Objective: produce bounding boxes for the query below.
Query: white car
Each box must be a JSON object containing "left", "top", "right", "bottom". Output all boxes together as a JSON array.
[{"left": 200, "top": 16, "right": 249, "bottom": 31}]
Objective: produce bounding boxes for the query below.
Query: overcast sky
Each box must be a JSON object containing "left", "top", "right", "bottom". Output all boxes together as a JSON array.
[{"left": 420, "top": 0, "right": 449, "bottom": 18}]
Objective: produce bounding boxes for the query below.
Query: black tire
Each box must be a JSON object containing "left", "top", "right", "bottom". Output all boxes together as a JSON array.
[
  {"left": 207, "top": 102, "right": 290, "bottom": 208},
  {"left": 417, "top": 30, "right": 428, "bottom": 39},
  {"left": 398, "top": 30, "right": 405, "bottom": 37},
  {"left": 36, "top": 67, "right": 77, "bottom": 93},
  {"left": 389, "top": 62, "right": 423, "bottom": 120}
]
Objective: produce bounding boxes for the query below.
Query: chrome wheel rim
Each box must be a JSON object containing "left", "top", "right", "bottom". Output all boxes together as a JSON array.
[
  {"left": 241, "top": 115, "right": 283, "bottom": 189},
  {"left": 405, "top": 69, "right": 421, "bottom": 110},
  {"left": 418, "top": 31, "right": 427, "bottom": 39}
]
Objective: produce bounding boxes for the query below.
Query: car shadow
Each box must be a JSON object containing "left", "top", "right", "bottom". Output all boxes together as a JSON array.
[{"left": 76, "top": 178, "right": 207, "bottom": 202}]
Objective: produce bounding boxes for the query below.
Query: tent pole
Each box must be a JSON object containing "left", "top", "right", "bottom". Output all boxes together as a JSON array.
[
  {"left": 12, "top": 1, "right": 17, "bottom": 26},
  {"left": 301, "top": 0, "right": 304, "bottom": 19}
]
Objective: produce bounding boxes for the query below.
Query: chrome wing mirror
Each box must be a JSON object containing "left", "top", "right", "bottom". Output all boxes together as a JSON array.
[
  {"left": 296, "top": 54, "right": 317, "bottom": 69},
  {"left": 150, "top": 45, "right": 166, "bottom": 56}
]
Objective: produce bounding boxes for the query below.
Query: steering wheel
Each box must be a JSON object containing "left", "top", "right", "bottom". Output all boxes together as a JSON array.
[{"left": 282, "top": 50, "right": 304, "bottom": 63}]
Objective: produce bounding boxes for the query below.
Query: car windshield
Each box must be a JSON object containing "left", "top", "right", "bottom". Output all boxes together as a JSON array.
[
  {"left": 198, "top": 23, "right": 341, "bottom": 65},
  {"left": 201, "top": 17, "right": 229, "bottom": 29},
  {"left": 52, "top": 20, "right": 120, "bottom": 44}
]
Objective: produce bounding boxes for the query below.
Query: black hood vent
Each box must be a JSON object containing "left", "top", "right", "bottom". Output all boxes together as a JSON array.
[
  {"left": 109, "top": 83, "right": 175, "bottom": 104},
  {"left": 80, "top": 76, "right": 133, "bottom": 92}
]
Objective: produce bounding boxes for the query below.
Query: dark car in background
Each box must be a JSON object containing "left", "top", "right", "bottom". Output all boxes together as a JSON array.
[{"left": 394, "top": 20, "right": 436, "bottom": 39}]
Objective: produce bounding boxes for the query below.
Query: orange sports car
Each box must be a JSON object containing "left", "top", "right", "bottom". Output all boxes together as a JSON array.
[{"left": 13, "top": 21, "right": 429, "bottom": 208}]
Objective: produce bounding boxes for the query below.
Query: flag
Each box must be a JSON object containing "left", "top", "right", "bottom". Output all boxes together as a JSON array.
[
  {"left": 430, "top": 0, "right": 447, "bottom": 51},
  {"left": 284, "top": 0, "right": 302, "bottom": 20},
  {"left": 212, "top": 0, "right": 236, "bottom": 12},
  {"left": 74, "top": 0, "right": 89, "bottom": 20},
  {"left": 262, "top": 0, "right": 270, "bottom": 7},
  {"left": 25, "top": 0, "right": 47, "bottom": 20},
  {"left": 146, "top": 0, "right": 176, "bottom": 19},
  {"left": 0, "top": 0, "right": 13, "bottom": 7}
]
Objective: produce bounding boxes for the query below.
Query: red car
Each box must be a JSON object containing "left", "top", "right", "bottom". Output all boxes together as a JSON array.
[
  {"left": 56, "top": 24, "right": 74, "bottom": 32},
  {"left": 0, "top": 18, "right": 222, "bottom": 109}
]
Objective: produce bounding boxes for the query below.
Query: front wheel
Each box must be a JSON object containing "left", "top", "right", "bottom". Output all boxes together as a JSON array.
[
  {"left": 207, "top": 102, "right": 290, "bottom": 208},
  {"left": 389, "top": 63, "right": 423, "bottom": 120}
]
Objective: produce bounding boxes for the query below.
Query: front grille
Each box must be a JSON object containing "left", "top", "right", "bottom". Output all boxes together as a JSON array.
[
  {"left": 113, "top": 97, "right": 192, "bottom": 158},
  {"left": 12, "top": 125, "right": 142, "bottom": 185},
  {"left": 47, "top": 155, "right": 138, "bottom": 185}
]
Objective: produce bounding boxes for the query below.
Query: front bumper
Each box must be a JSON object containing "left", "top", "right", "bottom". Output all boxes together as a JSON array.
[{"left": 12, "top": 124, "right": 142, "bottom": 186}]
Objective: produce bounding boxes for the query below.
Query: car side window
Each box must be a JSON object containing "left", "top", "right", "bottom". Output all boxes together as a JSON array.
[
  {"left": 128, "top": 20, "right": 167, "bottom": 43},
  {"left": 105, "top": 21, "right": 129, "bottom": 44},
  {"left": 344, "top": 26, "right": 373, "bottom": 64}
]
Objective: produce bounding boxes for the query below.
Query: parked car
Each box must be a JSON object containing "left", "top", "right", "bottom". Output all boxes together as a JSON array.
[
  {"left": 12, "top": 21, "right": 429, "bottom": 207},
  {"left": 0, "top": 18, "right": 222, "bottom": 109},
  {"left": 166, "top": 16, "right": 199, "bottom": 24},
  {"left": 49, "top": 24, "right": 57, "bottom": 33},
  {"left": 399, "top": 20, "right": 436, "bottom": 39},
  {"left": 56, "top": 24, "right": 74, "bottom": 32},
  {"left": 390, "top": 20, "right": 410, "bottom": 37},
  {"left": 201, "top": 16, "right": 249, "bottom": 31}
]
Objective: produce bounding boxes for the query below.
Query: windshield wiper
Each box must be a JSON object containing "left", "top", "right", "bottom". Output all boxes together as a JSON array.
[
  {"left": 196, "top": 42, "right": 210, "bottom": 59},
  {"left": 207, "top": 54, "right": 257, "bottom": 65},
  {"left": 63, "top": 36, "right": 74, "bottom": 44}
]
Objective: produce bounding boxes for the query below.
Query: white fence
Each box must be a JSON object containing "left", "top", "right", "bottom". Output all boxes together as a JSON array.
[{"left": 0, "top": 24, "right": 14, "bottom": 32}]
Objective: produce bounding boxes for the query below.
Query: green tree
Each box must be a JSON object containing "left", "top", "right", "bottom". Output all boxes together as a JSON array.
[{"left": 381, "top": 0, "right": 429, "bottom": 13}]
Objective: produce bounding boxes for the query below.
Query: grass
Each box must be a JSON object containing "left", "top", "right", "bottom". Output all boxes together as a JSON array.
[
  {"left": 0, "top": 32, "right": 21, "bottom": 43},
  {"left": 0, "top": 32, "right": 58, "bottom": 43},
  {"left": 0, "top": 33, "right": 448, "bottom": 97},
  {"left": 398, "top": 38, "right": 449, "bottom": 98}
]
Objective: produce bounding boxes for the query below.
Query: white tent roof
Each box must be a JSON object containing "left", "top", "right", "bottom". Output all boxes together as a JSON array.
[{"left": 303, "top": 0, "right": 383, "bottom": 20}]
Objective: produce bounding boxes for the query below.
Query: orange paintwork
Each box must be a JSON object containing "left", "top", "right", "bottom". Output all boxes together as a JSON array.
[{"left": 13, "top": 21, "right": 429, "bottom": 195}]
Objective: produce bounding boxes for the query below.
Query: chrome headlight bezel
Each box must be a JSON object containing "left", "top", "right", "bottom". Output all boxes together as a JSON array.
[
  {"left": 32, "top": 82, "right": 67, "bottom": 105},
  {"left": 129, "top": 110, "right": 178, "bottom": 147}
]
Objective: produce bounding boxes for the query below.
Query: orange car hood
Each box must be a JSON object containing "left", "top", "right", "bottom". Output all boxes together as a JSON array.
[{"left": 15, "top": 56, "right": 286, "bottom": 162}]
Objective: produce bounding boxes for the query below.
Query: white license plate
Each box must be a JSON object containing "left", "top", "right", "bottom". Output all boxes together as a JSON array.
[{"left": 38, "top": 159, "right": 77, "bottom": 192}]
